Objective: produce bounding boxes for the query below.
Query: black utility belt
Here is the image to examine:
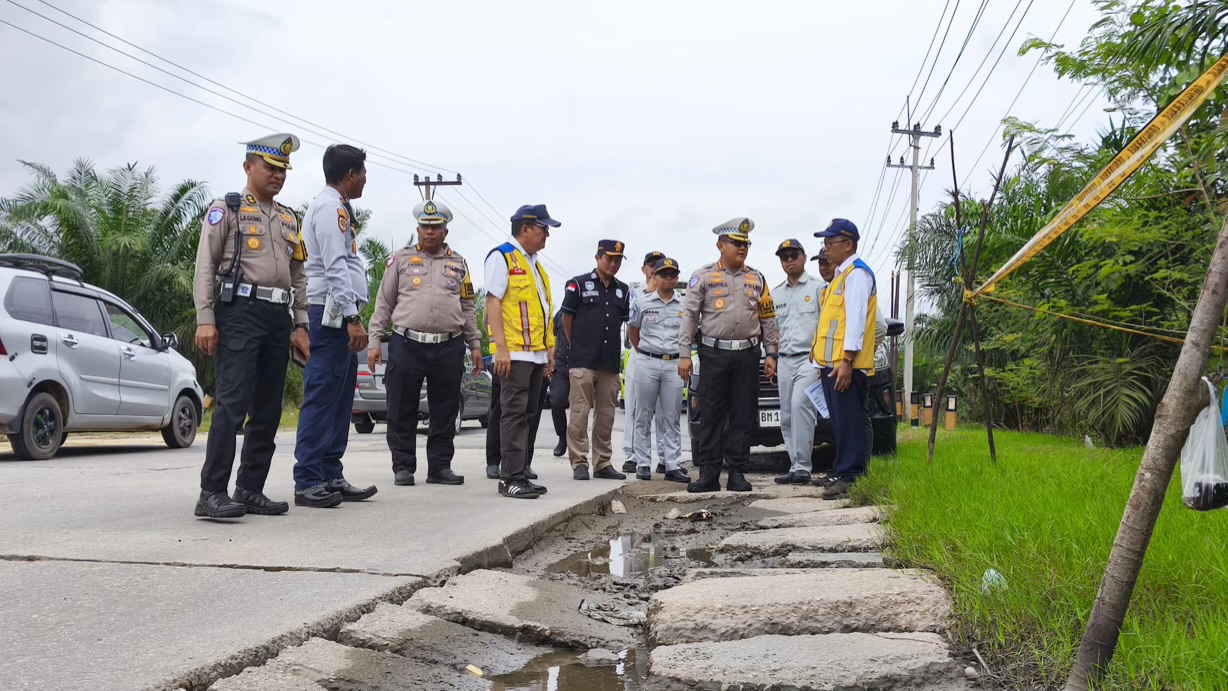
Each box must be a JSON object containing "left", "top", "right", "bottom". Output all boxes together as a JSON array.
[{"left": 641, "top": 351, "right": 680, "bottom": 361}]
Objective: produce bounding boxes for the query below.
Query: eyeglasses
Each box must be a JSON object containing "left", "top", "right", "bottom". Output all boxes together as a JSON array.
[
  {"left": 532, "top": 223, "right": 550, "bottom": 236},
  {"left": 822, "top": 237, "right": 851, "bottom": 249}
]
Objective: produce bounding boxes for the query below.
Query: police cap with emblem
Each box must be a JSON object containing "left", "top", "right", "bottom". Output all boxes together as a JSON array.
[
  {"left": 775, "top": 239, "right": 805, "bottom": 257},
  {"left": 511, "top": 204, "right": 562, "bottom": 227},
  {"left": 413, "top": 199, "right": 453, "bottom": 226},
  {"left": 811, "top": 247, "right": 830, "bottom": 262},
  {"left": 652, "top": 257, "right": 681, "bottom": 275},
  {"left": 597, "top": 239, "right": 626, "bottom": 257},
  {"left": 814, "top": 218, "right": 860, "bottom": 241},
  {"left": 241, "top": 133, "right": 300, "bottom": 170},
  {"left": 713, "top": 217, "right": 755, "bottom": 243},
  {"left": 643, "top": 250, "right": 665, "bottom": 266}
]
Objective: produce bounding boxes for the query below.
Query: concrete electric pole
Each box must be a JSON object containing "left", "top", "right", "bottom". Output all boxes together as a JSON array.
[
  {"left": 413, "top": 173, "right": 463, "bottom": 201},
  {"left": 887, "top": 121, "right": 940, "bottom": 417}
]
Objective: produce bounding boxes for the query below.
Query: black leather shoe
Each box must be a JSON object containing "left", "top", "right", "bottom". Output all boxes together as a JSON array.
[
  {"left": 195, "top": 490, "right": 246, "bottom": 518},
  {"left": 499, "top": 479, "right": 540, "bottom": 499},
  {"left": 811, "top": 473, "right": 836, "bottom": 487},
  {"left": 655, "top": 463, "right": 666, "bottom": 474},
  {"left": 426, "top": 469, "right": 465, "bottom": 485},
  {"left": 687, "top": 466, "right": 723, "bottom": 493},
  {"left": 621, "top": 460, "right": 637, "bottom": 473},
  {"left": 329, "top": 479, "right": 378, "bottom": 501},
  {"left": 525, "top": 467, "right": 539, "bottom": 480},
  {"left": 594, "top": 466, "right": 628, "bottom": 480},
  {"left": 636, "top": 467, "right": 652, "bottom": 481},
  {"left": 573, "top": 466, "right": 590, "bottom": 481},
  {"left": 486, "top": 464, "right": 500, "bottom": 479},
  {"left": 664, "top": 469, "right": 691, "bottom": 483},
  {"left": 553, "top": 439, "right": 567, "bottom": 457},
  {"left": 774, "top": 472, "right": 798, "bottom": 485},
  {"left": 394, "top": 471, "right": 415, "bottom": 486},
  {"left": 294, "top": 485, "right": 343, "bottom": 508},
  {"left": 794, "top": 470, "right": 812, "bottom": 485},
  {"left": 232, "top": 487, "right": 288, "bottom": 515},
  {"left": 726, "top": 471, "right": 753, "bottom": 492}
]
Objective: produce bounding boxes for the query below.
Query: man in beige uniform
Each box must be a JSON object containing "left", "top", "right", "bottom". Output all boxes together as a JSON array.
[
  {"left": 368, "top": 199, "right": 482, "bottom": 486},
  {"left": 192, "top": 133, "right": 311, "bottom": 519},
  {"left": 677, "top": 217, "right": 779, "bottom": 493}
]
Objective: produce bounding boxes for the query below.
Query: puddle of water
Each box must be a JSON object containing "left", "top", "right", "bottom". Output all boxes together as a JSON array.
[
  {"left": 546, "top": 533, "right": 715, "bottom": 578},
  {"left": 485, "top": 648, "right": 645, "bottom": 690}
]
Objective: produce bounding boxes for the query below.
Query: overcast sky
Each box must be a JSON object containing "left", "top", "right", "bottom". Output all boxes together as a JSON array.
[{"left": 0, "top": 0, "right": 1109, "bottom": 304}]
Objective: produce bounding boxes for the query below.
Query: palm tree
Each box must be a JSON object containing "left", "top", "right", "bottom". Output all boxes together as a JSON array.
[{"left": 0, "top": 158, "right": 211, "bottom": 369}]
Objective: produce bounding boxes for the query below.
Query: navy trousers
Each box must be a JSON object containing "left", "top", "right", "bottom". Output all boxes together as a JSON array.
[
  {"left": 819, "top": 367, "right": 871, "bottom": 482},
  {"left": 293, "top": 305, "right": 356, "bottom": 491}
]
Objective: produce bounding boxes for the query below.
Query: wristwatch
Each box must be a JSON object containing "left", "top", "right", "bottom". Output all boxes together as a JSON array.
[
  {"left": 344, "top": 314, "right": 362, "bottom": 325},
  {"left": 842, "top": 357, "right": 854, "bottom": 365},
  {"left": 294, "top": 323, "right": 308, "bottom": 332}
]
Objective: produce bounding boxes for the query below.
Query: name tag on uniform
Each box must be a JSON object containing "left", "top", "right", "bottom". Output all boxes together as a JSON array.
[{"left": 582, "top": 290, "right": 599, "bottom": 298}]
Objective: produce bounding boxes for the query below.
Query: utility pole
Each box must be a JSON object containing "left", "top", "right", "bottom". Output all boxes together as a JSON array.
[
  {"left": 887, "top": 120, "right": 940, "bottom": 414},
  {"left": 413, "top": 173, "right": 463, "bottom": 200}
]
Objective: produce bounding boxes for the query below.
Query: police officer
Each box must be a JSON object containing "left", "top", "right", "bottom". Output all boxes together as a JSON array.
[
  {"left": 771, "top": 239, "right": 824, "bottom": 485},
  {"left": 485, "top": 204, "right": 558, "bottom": 499},
  {"left": 192, "top": 133, "right": 310, "bottom": 519},
  {"left": 369, "top": 199, "right": 482, "bottom": 487},
  {"left": 628, "top": 257, "right": 690, "bottom": 483},
  {"left": 621, "top": 251, "right": 663, "bottom": 474},
  {"left": 810, "top": 219, "right": 877, "bottom": 499},
  {"left": 678, "top": 218, "right": 780, "bottom": 493},
  {"left": 292, "top": 144, "right": 379, "bottom": 508},
  {"left": 563, "top": 240, "right": 631, "bottom": 481}
]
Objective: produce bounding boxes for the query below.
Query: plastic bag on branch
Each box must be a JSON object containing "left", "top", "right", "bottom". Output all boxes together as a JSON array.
[{"left": 1180, "top": 377, "right": 1228, "bottom": 511}]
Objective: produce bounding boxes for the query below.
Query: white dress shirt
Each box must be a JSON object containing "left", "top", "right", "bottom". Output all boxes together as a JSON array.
[{"left": 835, "top": 253, "right": 874, "bottom": 353}]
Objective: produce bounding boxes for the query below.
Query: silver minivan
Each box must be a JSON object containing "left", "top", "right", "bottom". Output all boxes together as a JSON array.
[{"left": 0, "top": 254, "right": 204, "bottom": 460}]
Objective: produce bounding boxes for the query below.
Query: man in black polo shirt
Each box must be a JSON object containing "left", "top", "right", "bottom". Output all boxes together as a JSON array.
[{"left": 562, "top": 240, "right": 630, "bottom": 481}]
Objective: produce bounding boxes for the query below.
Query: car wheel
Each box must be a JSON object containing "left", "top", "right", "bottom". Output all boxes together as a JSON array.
[
  {"left": 354, "top": 415, "right": 376, "bottom": 434},
  {"left": 161, "top": 394, "right": 198, "bottom": 449},
  {"left": 454, "top": 401, "right": 465, "bottom": 435},
  {"left": 10, "top": 392, "right": 64, "bottom": 460}
]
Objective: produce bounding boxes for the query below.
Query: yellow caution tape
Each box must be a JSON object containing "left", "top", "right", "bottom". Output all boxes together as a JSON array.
[{"left": 971, "top": 53, "right": 1228, "bottom": 299}]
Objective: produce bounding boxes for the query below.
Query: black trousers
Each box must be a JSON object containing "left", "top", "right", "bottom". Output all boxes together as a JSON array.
[
  {"left": 820, "top": 367, "right": 871, "bottom": 482},
  {"left": 695, "top": 346, "right": 759, "bottom": 471},
  {"left": 550, "top": 363, "right": 570, "bottom": 439},
  {"left": 200, "top": 298, "right": 291, "bottom": 492},
  {"left": 485, "top": 364, "right": 546, "bottom": 478},
  {"left": 385, "top": 335, "right": 464, "bottom": 475}
]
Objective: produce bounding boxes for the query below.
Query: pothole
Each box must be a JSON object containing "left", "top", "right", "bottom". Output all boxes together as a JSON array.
[
  {"left": 484, "top": 648, "right": 647, "bottom": 690},
  {"left": 545, "top": 532, "right": 717, "bottom": 579}
]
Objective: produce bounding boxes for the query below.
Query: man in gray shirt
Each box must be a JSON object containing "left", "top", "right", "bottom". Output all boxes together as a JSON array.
[
  {"left": 770, "top": 239, "right": 824, "bottom": 485},
  {"left": 292, "top": 144, "right": 378, "bottom": 508}
]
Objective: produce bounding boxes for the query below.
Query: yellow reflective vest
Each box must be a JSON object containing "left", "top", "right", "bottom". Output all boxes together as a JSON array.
[
  {"left": 812, "top": 259, "right": 878, "bottom": 374},
  {"left": 488, "top": 242, "right": 554, "bottom": 353}
]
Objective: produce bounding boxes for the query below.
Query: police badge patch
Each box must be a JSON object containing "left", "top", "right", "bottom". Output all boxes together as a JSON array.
[
  {"left": 689, "top": 276, "right": 699, "bottom": 288},
  {"left": 207, "top": 208, "right": 224, "bottom": 225}
]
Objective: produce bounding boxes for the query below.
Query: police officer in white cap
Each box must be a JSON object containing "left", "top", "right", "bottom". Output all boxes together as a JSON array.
[
  {"left": 192, "top": 133, "right": 310, "bottom": 518},
  {"left": 369, "top": 199, "right": 482, "bottom": 487}
]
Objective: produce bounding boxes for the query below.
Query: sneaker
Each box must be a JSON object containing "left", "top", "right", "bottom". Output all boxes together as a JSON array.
[
  {"left": 822, "top": 479, "right": 852, "bottom": 500},
  {"left": 636, "top": 467, "right": 652, "bottom": 481},
  {"left": 574, "top": 466, "right": 591, "bottom": 481},
  {"left": 499, "top": 479, "right": 540, "bottom": 499}
]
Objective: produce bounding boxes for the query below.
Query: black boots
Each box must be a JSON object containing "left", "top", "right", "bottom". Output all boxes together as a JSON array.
[{"left": 687, "top": 465, "right": 722, "bottom": 493}]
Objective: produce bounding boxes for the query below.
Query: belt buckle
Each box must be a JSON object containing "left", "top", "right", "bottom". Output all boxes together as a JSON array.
[
  {"left": 271, "top": 288, "right": 286, "bottom": 303},
  {"left": 238, "top": 284, "right": 252, "bottom": 298},
  {"left": 662, "top": 354, "right": 674, "bottom": 361}
]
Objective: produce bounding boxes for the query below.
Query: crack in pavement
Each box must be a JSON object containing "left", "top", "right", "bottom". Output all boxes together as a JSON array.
[{"left": 0, "top": 553, "right": 429, "bottom": 578}]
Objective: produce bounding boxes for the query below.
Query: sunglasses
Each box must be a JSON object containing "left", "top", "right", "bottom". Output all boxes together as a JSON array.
[{"left": 779, "top": 252, "right": 804, "bottom": 262}]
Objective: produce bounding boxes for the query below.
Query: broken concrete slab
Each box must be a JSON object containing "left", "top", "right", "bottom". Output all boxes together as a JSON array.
[
  {"left": 756, "top": 506, "right": 882, "bottom": 529},
  {"left": 718, "top": 523, "right": 884, "bottom": 556},
  {"left": 685, "top": 567, "right": 858, "bottom": 582},
  {"left": 241, "top": 637, "right": 487, "bottom": 691},
  {"left": 648, "top": 569, "right": 950, "bottom": 645},
  {"left": 408, "top": 569, "right": 636, "bottom": 650},
  {"left": 648, "top": 632, "right": 961, "bottom": 691},
  {"left": 211, "top": 666, "right": 328, "bottom": 691},
  {"left": 783, "top": 551, "right": 886, "bottom": 568},
  {"left": 645, "top": 483, "right": 831, "bottom": 504},
  {"left": 746, "top": 496, "right": 850, "bottom": 513}
]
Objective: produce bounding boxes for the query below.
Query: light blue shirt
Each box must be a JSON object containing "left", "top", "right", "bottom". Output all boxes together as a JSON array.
[
  {"left": 303, "top": 186, "right": 367, "bottom": 317},
  {"left": 629, "top": 289, "right": 683, "bottom": 355},
  {"left": 771, "top": 272, "right": 823, "bottom": 355}
]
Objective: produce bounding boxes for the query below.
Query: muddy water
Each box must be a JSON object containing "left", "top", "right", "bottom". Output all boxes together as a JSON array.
[
  {"left": 545, "top": 532, "right": 715, "bottom": 578},
  {"left": 485, "top": 648, "right": 645, "bottom": 690}
]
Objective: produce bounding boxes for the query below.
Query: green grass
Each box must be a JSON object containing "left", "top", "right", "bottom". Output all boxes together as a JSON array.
[
  {"left": 198, "top": 407, "right": 300, "bottom": 435},
  {"left": 851, "top": 426, "right": 1228, "bottom": 690}
]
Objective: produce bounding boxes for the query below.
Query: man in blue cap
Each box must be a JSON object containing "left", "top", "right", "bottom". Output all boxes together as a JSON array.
[{"left": 810, "top": 219, "right": 877, "bottom": 499}]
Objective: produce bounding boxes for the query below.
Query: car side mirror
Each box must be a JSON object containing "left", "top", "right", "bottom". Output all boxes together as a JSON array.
[{"left": 160, "top": 332, "right": 179, "bottom": 351}]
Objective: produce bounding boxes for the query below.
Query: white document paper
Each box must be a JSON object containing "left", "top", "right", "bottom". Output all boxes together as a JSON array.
[{"left": 805, "top": 379, "right": 830, "bottom": 419}]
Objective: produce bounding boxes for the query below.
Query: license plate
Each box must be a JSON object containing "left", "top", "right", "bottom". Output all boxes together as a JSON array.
[{"left": 759, "top": 409, "right": 781, "bottom": 427}]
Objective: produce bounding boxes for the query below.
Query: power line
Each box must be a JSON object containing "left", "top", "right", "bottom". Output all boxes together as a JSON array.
[
  {"left": 913, "top": 0, "right": 964, "bottom": 109},
  {"left": 917, "top": 0, "right": 992, "bottom": 123},
  {"left": 928, "top": 0, "right": 1026, "bottom": 127},
  {"left": 907, "top": 0, "right": 955, "bottom": 99}
]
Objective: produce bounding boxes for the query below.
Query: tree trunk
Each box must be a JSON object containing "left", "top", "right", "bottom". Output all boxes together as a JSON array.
[{"left": 1063, "top": 211, "right": 1228, "bottom": 690}]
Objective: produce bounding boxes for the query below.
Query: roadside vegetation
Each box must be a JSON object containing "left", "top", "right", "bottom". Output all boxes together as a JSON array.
[{"left": 853, "top": 426, "right": 1228, "bottom": 690}]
